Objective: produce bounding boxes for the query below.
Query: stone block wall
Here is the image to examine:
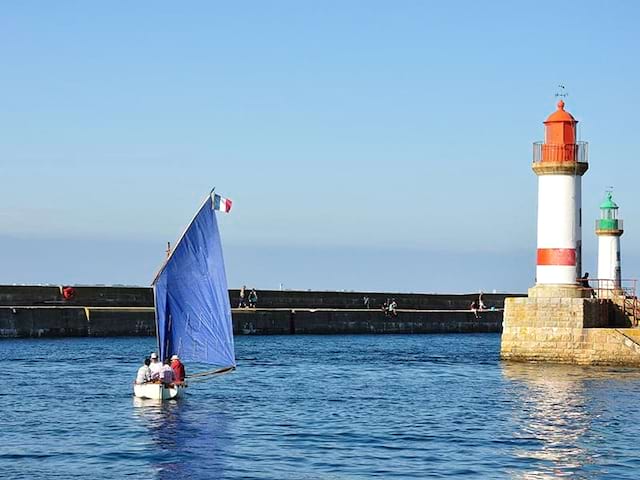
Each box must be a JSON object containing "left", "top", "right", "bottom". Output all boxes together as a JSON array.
[
  {"left": 0, "top": 306, "right": 90, "bottom": 337},
  {"left": 0, "top": 307, "right": 155, "bottom": 338},
  {"left": 575, "top": 329, "right": 640, "bottom": 366},
  {"left": 501, "top": 296, "right": 640, "bottom": 365}
]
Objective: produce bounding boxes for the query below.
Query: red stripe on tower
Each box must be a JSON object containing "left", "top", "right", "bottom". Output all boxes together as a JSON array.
[{"left": 536, "top": 248, "right": 576, "bottom": 266}]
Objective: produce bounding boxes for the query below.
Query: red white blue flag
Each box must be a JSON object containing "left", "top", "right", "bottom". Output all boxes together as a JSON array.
[{"left": 212, "top": 193, "right": 232, "bottom": 213}]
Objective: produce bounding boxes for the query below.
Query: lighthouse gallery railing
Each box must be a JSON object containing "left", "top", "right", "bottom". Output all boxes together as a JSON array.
[{"left": 533, "top": 141, "right": 589, "bottom": 163}]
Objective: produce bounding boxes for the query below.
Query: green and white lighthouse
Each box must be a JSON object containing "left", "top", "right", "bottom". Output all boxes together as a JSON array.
[{"left": 596, "top": 191, "right": 623, "bottom": 292}]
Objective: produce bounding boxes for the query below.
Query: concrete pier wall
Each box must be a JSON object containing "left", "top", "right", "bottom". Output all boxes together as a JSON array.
[
  {"left": 0, "top": 306, "right": 503, "bottom": 338},
  {"left": 234, "top": 309, "right": 502, "bottom": 335},
  {"left": 0, "top": 285, "right": 515, "bottom": 338}
]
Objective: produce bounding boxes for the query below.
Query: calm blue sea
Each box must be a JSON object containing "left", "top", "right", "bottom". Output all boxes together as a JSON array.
[{"left": 2, "top": 334, "right": 640, "bottom": 479}]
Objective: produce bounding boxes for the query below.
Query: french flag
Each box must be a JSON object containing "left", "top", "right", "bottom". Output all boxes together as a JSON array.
[{"left": 212, "top": 193, "right": 232, "bottom": 213}]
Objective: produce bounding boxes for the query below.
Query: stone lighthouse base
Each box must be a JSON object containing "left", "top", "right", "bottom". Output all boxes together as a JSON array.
[{"left": 501, "top": 287, "right": 640, "bottom": 366}]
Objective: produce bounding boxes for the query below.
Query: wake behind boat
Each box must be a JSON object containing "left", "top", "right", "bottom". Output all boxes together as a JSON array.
[{"left": 133, "top": 190, "right": 236, "bottom": 400}]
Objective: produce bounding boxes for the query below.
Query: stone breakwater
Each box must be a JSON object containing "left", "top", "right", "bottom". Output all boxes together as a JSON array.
[
  {"left": 501, "top": 294, "right": 640, "bottom": 366},
  {"left": 0, "top": 285, "right": 519, "bottom": 338}
]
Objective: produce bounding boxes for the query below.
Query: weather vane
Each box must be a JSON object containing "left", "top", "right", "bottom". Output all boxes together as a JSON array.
[{"left": 555, "top": 84, "right": 568, "bottom": 99}]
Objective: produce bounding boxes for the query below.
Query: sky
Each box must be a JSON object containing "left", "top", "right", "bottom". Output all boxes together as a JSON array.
[{"left": 1, "top": 1, "right": 639, "bottom": 293}]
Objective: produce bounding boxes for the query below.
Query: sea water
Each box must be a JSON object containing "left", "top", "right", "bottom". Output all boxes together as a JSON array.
[{"left": 2, "top": 334, "right": 640, "bottom": 479}]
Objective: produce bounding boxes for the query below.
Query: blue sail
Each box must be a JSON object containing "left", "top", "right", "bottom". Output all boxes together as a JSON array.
[{"left": 153, "top": 193, "right": 236, "bottom": 368}]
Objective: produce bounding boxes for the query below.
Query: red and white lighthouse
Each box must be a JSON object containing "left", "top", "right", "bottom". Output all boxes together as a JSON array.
[{"left": 532, "top": 100, "right": 589, "bottom": 287}]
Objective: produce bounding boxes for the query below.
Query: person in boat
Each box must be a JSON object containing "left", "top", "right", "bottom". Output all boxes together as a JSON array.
[
  {"left": 248, "top": 288, "right": 258, "bottom": 308},
  {"left": 171, "top": 354, "right": 186, "bottom": 383},
  {"left": 160, "top": 359, "right": 175, "bottom": 385},
  {"left": 149, "top": 352, "right": 162, "bottom": 380},
  {"left": 135, "top": 358, "right": 152, "bottom": 384}
]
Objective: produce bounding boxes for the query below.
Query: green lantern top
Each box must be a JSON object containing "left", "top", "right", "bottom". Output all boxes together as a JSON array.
[
  {"left": 600, "top": 191, "right": 618, "bottom": 211},
  {"left": 597, "top": 191, "right": 622, "bottom": 232}
]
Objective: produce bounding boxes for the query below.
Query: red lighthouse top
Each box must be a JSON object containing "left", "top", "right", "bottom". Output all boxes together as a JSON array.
[
  {"left": 537, "top": 100, "right": 585, "bottom": 164},
  {"left": 543, "top": 100, "right": 577, "bottom": 146},
  {"left": 533, "top": 99, "right": 588, "bottom": 173}
]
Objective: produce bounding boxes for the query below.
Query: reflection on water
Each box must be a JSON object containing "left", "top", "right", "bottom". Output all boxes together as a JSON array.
[
  {"left": 132, "top": 395, "right": 230, "bottom": 479},
  {"left": 502, "top": 362, "right": 640, "bottom": 479}
]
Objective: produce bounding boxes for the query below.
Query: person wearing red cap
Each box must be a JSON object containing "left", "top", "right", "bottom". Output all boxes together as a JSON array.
[{"left": 171, "top": 355, "right": 186, "bottom": 383}]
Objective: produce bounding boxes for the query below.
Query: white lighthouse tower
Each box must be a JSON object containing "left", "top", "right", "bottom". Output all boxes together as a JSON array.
[
  {"left": 596, "top": 191, "right": 623, "bottom": 293},
  {"left": 531, "top": 100, "right": 589, "bottom": 295}
]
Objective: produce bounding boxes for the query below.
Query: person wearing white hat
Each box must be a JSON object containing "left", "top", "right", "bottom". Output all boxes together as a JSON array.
[
  {"left": 149, "top": 352, "right": 162, "bottom": 380},
  {"left": 170, "top": 354, "right": 186, "bottom": 383}
]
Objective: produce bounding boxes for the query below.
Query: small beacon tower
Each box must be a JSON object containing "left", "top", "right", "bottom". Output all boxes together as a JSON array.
[
  {"left": 531, "top": 100, "right": 589, "bottom": 296},
  {"left": 596, "top": 191, "right": 623, "bottom": 293}
]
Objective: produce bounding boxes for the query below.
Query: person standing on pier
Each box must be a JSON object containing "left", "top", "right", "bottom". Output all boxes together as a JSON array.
[
  {"left": 382, "top": 299, "right": 389, "bottom": 316},
  {"left": 388, "top": 299, "right": 398, "bottom": 317},
  {"left": 248, "top": 288, "right": 258, "bottom": 308},
  {"left": 239, "top": 285, "right": 247, "bottom": 308},
  {"left": 478, "top": 292, "right": 486, "bottom": 310},
  {"left": 470, "top": 301, "right": 479, "bottom": 318}
]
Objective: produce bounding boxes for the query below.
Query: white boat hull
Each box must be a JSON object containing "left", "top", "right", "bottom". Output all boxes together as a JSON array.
[{"left": 133, "top": 383, "right": 185, "bottom": 400}]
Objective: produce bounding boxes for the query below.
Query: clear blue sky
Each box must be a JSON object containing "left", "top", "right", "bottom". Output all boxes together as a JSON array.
[{"left": 1, "top": 1, "right": 639, "bottom": 293}]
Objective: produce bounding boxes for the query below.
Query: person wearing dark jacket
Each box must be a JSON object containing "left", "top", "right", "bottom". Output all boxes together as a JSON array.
[{"left": 248, "top": 288, "right": 258, "bottom": 308}]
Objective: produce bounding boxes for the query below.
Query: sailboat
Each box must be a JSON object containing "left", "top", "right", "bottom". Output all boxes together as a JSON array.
[{"left": 134, "top": 190, "right": 236, "bottom": 400}]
